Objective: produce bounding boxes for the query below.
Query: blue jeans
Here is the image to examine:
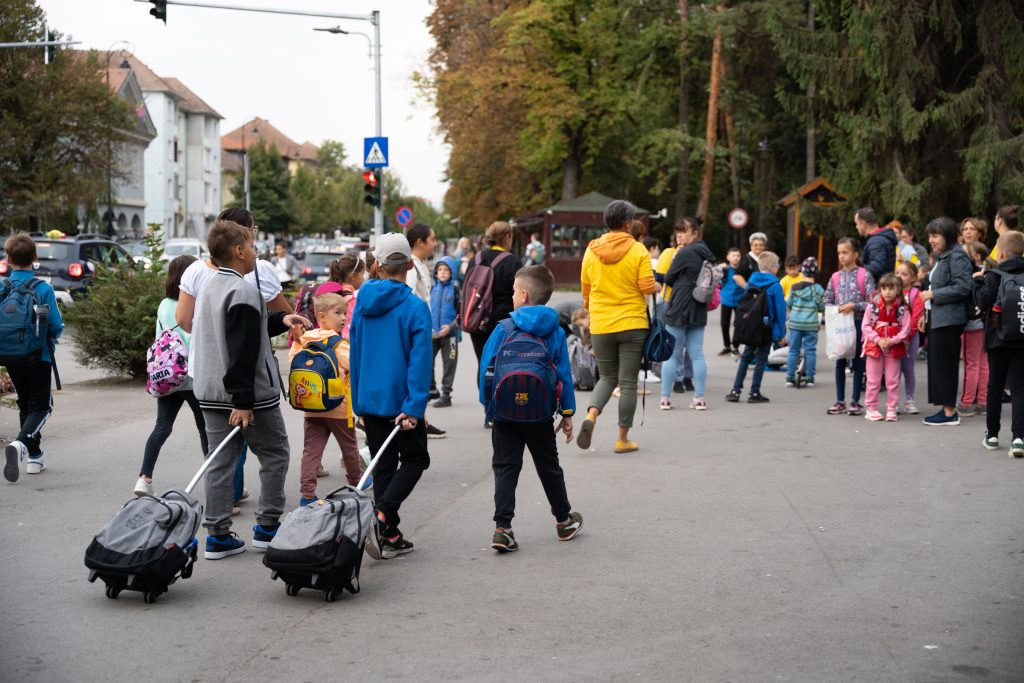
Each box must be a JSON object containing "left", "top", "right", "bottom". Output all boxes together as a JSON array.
[
  {"left": 662, "top": 324, "right": 707, "bottom": 398},
  {"left": 787, "top": 329, "right": 818, "bottom": 380},
  {"left": 835, "top": 322, "right": 865, "bottom": 403},
  {"left": 655, "top": 302, "right": 691, "bottom": 381},
  {"left": 733, "top": 343, "right": 771, "bottom": 394},
  {"left": 232, "top": 444, "right": 247, "bottom": 502}
]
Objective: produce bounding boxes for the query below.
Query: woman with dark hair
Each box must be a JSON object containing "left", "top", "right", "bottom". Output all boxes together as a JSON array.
[
  {"left": 660, "top": 216, "right": 715, "bottom": 411},
  {"left": 919, "top": 216, "right": 973, "bottom": 426},
  {"left": 134, "top": 254, "right": 209, "bottom": 496},
  {"left": 577, "top": 199, "right": 657, "bottom": 453},
  {"left": 469, "top": 220, "right": 519, "bottom": 365}
]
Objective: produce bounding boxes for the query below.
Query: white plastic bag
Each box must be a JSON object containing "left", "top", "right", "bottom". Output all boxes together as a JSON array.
[{"left": 824, "top": 305, "right": 857, "bottom": 360}]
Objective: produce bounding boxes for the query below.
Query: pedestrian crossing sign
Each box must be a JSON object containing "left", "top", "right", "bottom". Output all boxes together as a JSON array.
[{"left": 363, "top": 137, "right": 389, "bottom": 168}]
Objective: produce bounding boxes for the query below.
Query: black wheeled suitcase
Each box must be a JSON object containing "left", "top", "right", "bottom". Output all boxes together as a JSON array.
[
  {"left": 84, "top": 426, "right": 242, "bottom": 603},
  {"left": 264, "top": 424, "right": 399, "bottom": 602}
]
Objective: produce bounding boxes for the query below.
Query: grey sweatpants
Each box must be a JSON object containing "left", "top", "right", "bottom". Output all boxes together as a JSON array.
[{"left": 201, "top": 408, "right": 290, "bottom": 535}]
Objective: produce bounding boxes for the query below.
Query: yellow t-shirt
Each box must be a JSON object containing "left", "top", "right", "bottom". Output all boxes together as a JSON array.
[
  {"left": 581, "top": 232, "right": 656, "bottom": 334},
  {"left": 655, "top": 248, "right": 676, "bottom": 302},
  {"left": 779, "top": 273, "right": 802, "bottom": 299}
]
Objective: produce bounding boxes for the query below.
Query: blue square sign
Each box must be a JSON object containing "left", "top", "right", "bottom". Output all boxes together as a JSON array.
[{"left": 363, "top": 137, "right": 389, "bottom": 168}]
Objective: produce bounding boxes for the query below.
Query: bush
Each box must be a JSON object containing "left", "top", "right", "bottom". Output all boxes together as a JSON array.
[{"left": 62, "top": 226, "right": 166, "bottom": 377}]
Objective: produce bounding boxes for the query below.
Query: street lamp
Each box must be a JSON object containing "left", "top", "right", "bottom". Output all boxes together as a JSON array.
[{"left": 104, "top": 43, "right": 132, "bottom": 238}]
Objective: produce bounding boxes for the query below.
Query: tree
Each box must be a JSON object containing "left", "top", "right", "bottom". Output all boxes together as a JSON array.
[
  {"left": 0, "top": 0, "right": 133, "bottom": 232},
  {"left": 230, "top": 140, "right": 293, "bottom": 233}
]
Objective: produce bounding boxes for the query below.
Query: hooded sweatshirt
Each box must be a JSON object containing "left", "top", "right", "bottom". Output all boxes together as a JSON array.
[
  {"left": 663, "top": 239, "right": 716, "bottom": 327},
  {"left": 747, "top": 271, "right": 788, "bottom": 342},
  {"left": 288, "top": 328, "right": 352, "bottom": 421},
  {"left": 349, "top": 278, "right": 432, "bottom": 419},
  {"left": 430, "top": 256, "right": 460, "bottom": 336},
  {"left": 786, "top": 280, "right": 825, "bottom": 331},
  {"left": 862, "top": 227, "right": 899, "bottom": 283},
  {"left": 477, "top": 305, "right": 576, "bottom": 418},
  {"left": 580, "top": 231, "right": 656, "bottom": 334}
]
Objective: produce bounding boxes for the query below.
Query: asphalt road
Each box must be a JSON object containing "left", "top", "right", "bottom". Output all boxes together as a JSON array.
[{"left": 1, "top": 301, "right": 1022, "bottom": 682}]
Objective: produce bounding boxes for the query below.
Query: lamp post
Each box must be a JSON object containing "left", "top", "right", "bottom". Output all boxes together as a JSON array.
[{"left": 314, "top": 17, "right": 384, "bottom": 242}]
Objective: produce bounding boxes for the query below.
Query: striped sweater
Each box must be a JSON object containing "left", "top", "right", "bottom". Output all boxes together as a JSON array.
[{"left": 786, "top": 281, "right": 825, "bottom": 331}]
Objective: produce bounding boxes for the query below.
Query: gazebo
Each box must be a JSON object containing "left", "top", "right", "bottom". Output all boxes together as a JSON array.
[
  {"left": 777, "top": 176, "right": 848, "bottom": 279},
  {"left": 511, "top": 191, "right": 650, "bottom": 285}
]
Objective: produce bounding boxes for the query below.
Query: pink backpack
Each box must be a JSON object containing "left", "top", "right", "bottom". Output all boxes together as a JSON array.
[{"left": 146, "top": 325, "right": 189, "bottom": 397}]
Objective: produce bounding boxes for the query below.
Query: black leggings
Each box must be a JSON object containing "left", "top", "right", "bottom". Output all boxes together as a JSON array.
[
  {"left": 927, "top": 323, "right": 965, "bottom": 407},
  {"left": 140, "top": 390, "right": 208, "bottom": 478},
  {"left": 720, "top": 305, "right": 735, "bottom": 348}
]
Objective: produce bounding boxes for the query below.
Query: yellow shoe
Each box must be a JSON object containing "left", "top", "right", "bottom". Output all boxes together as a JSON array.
[
  {"left": 577, "top": 417, "right": 596, "bottom": 450},
  {"left": 614, "top": 440, "right": 638, "bottom": 453}
]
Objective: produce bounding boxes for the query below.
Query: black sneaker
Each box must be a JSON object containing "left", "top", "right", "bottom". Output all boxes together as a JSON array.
[
  {"left": 433, "top": 395, "right": 452, "bottom": 408},
  {"left": 748, "top": 392, "right": 770, "bottom": 403},
  {"left": 673, "top": 381, "right": 686, "bottom": 394},
  {"left": 717, "top": 347, "right": 732, "bottom": 356},
  {"left": 428, "top": 388, "right": 441, "bottom": 400},
  {"left": 381, "top": 532, "right": 414, "bottom": 559},
  {"left": 426, "top": 423, "right": 447, "bottom": 439},
  {"left": 725, "top": 390, "right": 741, "bottom": 403},
  {"left": 492, "top": 528, "right": 519, "bottom": 553},
  {"left": 204, "top": 532, "right": 245, "bottom": 560},
  {"left": 483, "top": 417, "right": 493, "bottom": 429},
  {"left": 683, "top": 378, "right": 695, "bottom": 392}
]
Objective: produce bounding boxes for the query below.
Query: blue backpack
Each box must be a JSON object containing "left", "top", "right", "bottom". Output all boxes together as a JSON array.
[
  {"left": 0, "top": 277, "right": 49, "bottom": 367},
  {"left": 288, "top": 335, "right": 349, "bottom": 417},
  {"left": 485, "top": 319, "right": 562, "bottom": 423}
]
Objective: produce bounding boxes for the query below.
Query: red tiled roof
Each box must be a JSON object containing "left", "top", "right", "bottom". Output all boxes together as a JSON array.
[
  {"left": 221, "top": 117, "right": 318, "bottom": 162},
  {"left": 161, "top": 77, "right": 222, "bottom": 119},
  {"left": 298, "top": 141, "right": 319, "bottom": 162}
]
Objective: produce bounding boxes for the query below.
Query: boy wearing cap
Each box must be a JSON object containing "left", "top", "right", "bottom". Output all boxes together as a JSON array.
[
  {"left": 349, "top": 232, "right": 433, "bottom": 559},
  {"left": 785, "top": 257, "right": 825, "bottom": 387}
]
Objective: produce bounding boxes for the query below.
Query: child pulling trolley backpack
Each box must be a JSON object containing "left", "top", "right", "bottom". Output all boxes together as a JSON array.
[
  {"left": 263, "top": 424, "right": 401, "bottom": 602},
  {"left": 84, "top": 427, "right": 242, "bottom": 603}
]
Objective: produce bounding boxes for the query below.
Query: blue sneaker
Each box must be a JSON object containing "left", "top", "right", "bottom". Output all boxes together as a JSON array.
[
  {"left": 251, "top": 524, "right": 280, "bottom": 551},
  {"left": 923, "top": 410, "right": 960, "bottom": 427},
  {"left": 299, "top": 497, "right": 318, "bottom": 507},
  {"left": 204, "top": 532, "right": 245, "bottom": 560}
]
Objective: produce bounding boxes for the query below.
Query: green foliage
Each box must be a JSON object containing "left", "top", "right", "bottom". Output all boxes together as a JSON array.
[
  {"left": 230, "top": 140, "right": 294, "bottom": 233},
  {"left": 0, "top": 0, "right": 134, "bottom": 232},
  {"left": 62, "top": 226, "right": 165, "bottom": 377}
]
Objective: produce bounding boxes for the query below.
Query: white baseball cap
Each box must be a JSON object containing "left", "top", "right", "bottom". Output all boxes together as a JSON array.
[{"left": 373, "top": 232, "right": 412, "bottom": 265}]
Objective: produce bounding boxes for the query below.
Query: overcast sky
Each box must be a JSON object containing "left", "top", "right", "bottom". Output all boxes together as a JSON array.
[{"left": 38, "top": 0, "right": 451, "bottom": 207}]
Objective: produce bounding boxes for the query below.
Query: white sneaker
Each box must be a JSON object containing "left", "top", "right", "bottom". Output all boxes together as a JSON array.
[
  {"left": 4, "top": 440, "right": 27, "bottom": 482},
  {"left": 134, "top": 476, "right": 154, "bottom": 497},
  {"left": 25, "top": 457, "right": 44, "bottom": 474}
]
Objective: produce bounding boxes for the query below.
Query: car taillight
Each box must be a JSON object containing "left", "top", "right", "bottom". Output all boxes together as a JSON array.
[
  {"left": 68, "top": 262, "right": 84, "bottom": 278},
  {"left": 302, "top": 266, "right": 312, "bottom": 275},
  {"left": 0, "top": 261, "right": 7, "bottom": 275}
]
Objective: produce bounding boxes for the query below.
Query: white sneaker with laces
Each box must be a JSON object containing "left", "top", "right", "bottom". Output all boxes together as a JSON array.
[
  {"left": 4, "top": 440, "right": 27, "bottom": 482},
  {"left": 134, "top": 476, "right": 154, "bottom": 497},
  {"left": 26, "top": 457, "right": 44, "bottom": 474}
]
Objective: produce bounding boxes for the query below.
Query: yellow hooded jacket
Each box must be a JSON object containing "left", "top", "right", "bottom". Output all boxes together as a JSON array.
[{"left": 581, "top": 231, "right": 657, "bottom": 334}]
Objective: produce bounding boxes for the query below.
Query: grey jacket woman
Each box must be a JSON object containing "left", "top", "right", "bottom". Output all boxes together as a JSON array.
[
  {"left": 927, "top": 247, "right": 973, "bottom": 329},
  {"left": 664, "top": 240, "right": 716, "bottom": 327}
]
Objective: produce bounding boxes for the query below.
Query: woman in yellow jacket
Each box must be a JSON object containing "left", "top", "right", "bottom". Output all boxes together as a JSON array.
[{"left": 577, "top": 199, "right": 657, "bottom": 453}]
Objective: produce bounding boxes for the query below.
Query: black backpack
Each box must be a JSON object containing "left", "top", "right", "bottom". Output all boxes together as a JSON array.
[
  {"left": 991, "top": 268, "right": 1024, "bottom": 343},
  {"left": 732, "top": 284, "right": 771, "bottom": 347}
]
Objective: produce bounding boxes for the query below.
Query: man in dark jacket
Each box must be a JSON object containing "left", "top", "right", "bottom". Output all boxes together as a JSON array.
[
  {"left": 974, "top": 230, "right": 1024, "bottom": 456},
  {"left": 856, "top": 207, "right": 898, "bottom": 282}
]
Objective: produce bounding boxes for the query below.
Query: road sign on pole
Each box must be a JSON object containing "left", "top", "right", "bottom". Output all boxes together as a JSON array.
[
  {"left": 363, "top": 137, "right": 388, "bottom": 168},
  {"left": 395, "top": 206, "right": 413, "bottom": 227},
  {"left": 728, "top": 207, "right": 749, "bottom": 230}
]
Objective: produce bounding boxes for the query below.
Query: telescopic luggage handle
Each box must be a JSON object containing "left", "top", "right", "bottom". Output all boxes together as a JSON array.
[
  {"left": 355, "top": 424, "right": 402, "bottom": 492},
  {"left": 185, "top": 426, "right": 242, "bottom": 495}
]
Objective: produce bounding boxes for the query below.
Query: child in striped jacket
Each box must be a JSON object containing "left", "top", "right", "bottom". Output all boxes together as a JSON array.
[{"left": 786, "top": 257, "right": 825, "bottom": 386}]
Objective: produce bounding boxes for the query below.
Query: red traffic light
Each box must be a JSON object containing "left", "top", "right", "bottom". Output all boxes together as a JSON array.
[{"left": 362, "top": 170, "right": 378, "bottom": 186}]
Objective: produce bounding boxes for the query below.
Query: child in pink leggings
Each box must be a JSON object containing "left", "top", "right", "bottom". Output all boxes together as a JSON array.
[
  {"left": 861, "top": 274, "right": 912, "bottom": 421},
  {"left": 960, "top": 241, "right": 993, "bottom": 416}
]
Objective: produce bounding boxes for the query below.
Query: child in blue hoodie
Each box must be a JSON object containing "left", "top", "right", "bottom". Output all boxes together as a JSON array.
[
  {"left": 479, "top": 265, "right": 582, "bottom": 552},
  {"left": 726, "top": 251, "right": 787, "bottom": 403},
  {"left": 430, "top": 257, "right": 460, "bottom": 407},
  {"left": 350, "top": 233, "right": 433, "bottom": 560}
]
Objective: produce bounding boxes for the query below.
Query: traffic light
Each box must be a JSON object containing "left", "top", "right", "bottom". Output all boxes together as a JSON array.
[
  {"left": 363, "top": 170, "right": 381, "bottom": 207},
  {"left": 149, "top": 0, "right": 167, "bottom": 24}
]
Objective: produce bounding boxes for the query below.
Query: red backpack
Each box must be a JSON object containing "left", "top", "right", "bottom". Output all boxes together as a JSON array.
[{"left": 460, "top": 251, "right": 512, "bottom": 333}]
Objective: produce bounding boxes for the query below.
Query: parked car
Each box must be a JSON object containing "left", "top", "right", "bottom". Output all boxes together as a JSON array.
[
  {"left": 163, "top": 238, "right": 207, "bottom": 261},
  {"left": 298, "top": 251, "right": 339, "bottom": 282},
  {"left": 122, "top": 241, "right": 154, "bottom": 270},
  {"left": 0, "top": 234, "right": 134, "bottom": 302}
]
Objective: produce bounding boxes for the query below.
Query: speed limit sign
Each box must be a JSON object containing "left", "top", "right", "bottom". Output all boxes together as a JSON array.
[{"left": 728, "top": 208, "right": 749, "bottom": 230}]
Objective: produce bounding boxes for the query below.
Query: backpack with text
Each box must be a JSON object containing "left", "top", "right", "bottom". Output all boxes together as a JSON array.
[
  {"left": 991, "top": 268, "right": 1024, "bottom": 343},
  {"left": 0, "top": 277, "right": 49, "bottom": 367},
  {"left": 145, "top": 325, "right": 190, "bottom": 397},
  {"left": 460, "top": 251, "right": 513, "bottom": 333},
  {"left": 732, "top": 284, "right": 772, "bottom": 347},
  {"left": 484, "top": 319, "right": 561, "bottom": 422},
  {"left": 288, "top": 335, "right": 349, "bottom": 415}
]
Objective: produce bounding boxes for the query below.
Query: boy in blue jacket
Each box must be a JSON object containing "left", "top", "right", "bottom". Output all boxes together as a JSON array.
[
  {"left": 726, "top": 251, "right": 787, "bottom": 403},
  {"left": 429, "top": 256, "right": 460, "bottom": 407},
  {"left": 350, "top": 233, "right": 432, "bottom": 560},
  {"left": 3, "top": 234, "right": 64, "bottom": 482},
  {"left": 479, "top": 265, "right": 582, "bottom": 552}
]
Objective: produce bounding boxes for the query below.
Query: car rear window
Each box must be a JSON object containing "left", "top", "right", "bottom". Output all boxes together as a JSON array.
[
  {"left": 165, "top": 243, "right": 201, "bottom": 256},
  {"left": 34, "top": 242, "right": 75, "bottom": 261},
  {"left": 304, "top": 253, "right": 337, "bottom": 268}
]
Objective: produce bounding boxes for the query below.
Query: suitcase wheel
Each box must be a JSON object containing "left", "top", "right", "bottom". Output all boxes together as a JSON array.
[
  {"left": 285, "top": 583, "right": 301, "bottom": 597},
  {"left": 143, "top": 591, "right": 159, "bottom": 604},
  {"left": 180, "top": 562, "right": 194, "bottom": 579},
  {"left": 324, "top": 587, "right": 342, "bottom": 603},
  {"left": 105, "top": 584, "right": 122, "bottom": 600}
]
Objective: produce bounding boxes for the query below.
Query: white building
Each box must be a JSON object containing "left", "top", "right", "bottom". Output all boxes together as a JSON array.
[{"left": 110, "top": 52, "right": 223, "bottom": 240}]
